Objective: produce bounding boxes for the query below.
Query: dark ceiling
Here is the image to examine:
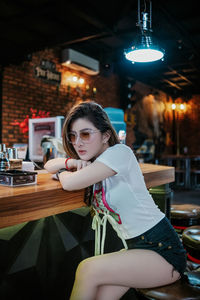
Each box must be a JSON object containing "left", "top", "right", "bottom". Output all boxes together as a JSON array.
[{"left": 1, "top": 0, "right": 200, "bottom": 98}]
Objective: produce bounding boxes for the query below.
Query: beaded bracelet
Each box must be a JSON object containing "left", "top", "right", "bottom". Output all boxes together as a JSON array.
[{"left": 65, "top": 157, "right": 72, "bottom": 171}]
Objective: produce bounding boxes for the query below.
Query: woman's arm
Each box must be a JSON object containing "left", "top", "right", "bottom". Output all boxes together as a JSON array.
[
  {"left": 58, "top": 161, "right": 116, "bottom": 191},
  {"left": 44, "top": 157, "right": 92, "bottom": 173},
  {"left": 44, "top": 157, "right": 66, "bottom": 173}
]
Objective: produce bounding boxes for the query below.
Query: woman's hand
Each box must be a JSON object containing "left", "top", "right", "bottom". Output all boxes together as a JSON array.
[{"left": 67, "top": 159, "right": 91, "bottom": 171}]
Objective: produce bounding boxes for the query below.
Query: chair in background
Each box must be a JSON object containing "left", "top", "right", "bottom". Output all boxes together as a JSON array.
[
  {"left": 190, "top": 157, "right": 200, "bottom": 190},
  {"left": 175, "top": 162, "right": 187, "bottom": 187},
  {"left": 157, "top": 156, "right": 191, "bottom": 189}
]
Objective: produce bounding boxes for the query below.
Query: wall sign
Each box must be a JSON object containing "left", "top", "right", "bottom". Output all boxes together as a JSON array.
[{"left": 34, "top": 60, "right": 61, "bottom": 85}]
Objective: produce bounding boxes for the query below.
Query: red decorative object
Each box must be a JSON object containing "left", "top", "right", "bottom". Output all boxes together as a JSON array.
[{"left": 11, "top": 108, "right": 50, "bottom": 138}]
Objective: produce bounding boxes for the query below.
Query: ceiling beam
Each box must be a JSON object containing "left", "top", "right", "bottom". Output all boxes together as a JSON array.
[
  {"left": 167, "top": 66, "right": 192, "bottom": 84},
  {"left": 162, "top": 79, "right": 182, "bottom": 90}
]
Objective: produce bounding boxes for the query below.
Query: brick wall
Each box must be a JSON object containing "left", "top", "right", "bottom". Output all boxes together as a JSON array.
[
  {"left": 2, "top": 46, "right": 200, "bottom": 154},
  {"left": 2, "top": 47, "right": 121, "bottom": 146}
]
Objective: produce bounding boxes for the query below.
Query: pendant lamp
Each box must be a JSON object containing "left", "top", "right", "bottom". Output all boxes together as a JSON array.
[{"left": 124, "top": 0, "right": 165, "bottom": 63}]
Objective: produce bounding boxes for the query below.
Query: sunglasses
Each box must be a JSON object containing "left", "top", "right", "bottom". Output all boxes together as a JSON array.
[{"left": 67, "top": 129, "right": 100, "bottom": 144}]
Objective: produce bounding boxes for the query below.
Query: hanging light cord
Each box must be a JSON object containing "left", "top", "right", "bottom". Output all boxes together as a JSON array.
[{"left": 137, "top": 0, "right": 152, "bottom": 34}]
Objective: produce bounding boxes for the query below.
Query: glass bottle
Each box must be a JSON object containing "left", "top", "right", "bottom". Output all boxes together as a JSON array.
[
  {"left": 0, "top": 144, "right": 6, "bottom": 152},
  {"left": 0, "top": 151, "right": 10, "bottom": 171}
]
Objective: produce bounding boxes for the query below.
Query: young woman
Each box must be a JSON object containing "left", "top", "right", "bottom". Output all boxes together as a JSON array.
[{"left": 44, "top": 101, "right": 186, "bottom": 300}]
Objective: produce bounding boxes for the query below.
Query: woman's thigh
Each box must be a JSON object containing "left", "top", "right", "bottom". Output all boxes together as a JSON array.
[
  {"left": 96, "top": 285, "right": 129, "bottom": 300},
  {"left": 81, "top": 249, "right": 180, "bottom": 289}
]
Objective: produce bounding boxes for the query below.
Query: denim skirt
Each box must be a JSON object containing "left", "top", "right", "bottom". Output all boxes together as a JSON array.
[{"left": 126, "top": 217, "right": 187, "bottom": 276}]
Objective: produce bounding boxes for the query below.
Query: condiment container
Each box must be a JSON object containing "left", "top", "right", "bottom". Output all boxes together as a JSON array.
[{"left": 6, "top": 147, "right": 22, "bottom": 170}]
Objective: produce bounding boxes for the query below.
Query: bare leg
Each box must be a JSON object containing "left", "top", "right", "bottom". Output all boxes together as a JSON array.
[
  {"left": 69, "top": 249, "right": 181, "bottom": 300},
  {"left": 96, "top": 285, "right": 129, "bottom": 300}
]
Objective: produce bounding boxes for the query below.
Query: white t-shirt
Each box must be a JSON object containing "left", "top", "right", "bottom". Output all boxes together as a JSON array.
[{"left": 94, "top": 144, "right": 165, "bottom": 240}]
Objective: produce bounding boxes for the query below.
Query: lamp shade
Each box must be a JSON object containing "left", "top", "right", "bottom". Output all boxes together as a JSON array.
[{"left": 125, "top": 34, "right": 164, "bottom": 63}]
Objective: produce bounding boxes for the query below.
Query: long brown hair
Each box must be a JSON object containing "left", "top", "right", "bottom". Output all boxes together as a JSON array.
[
  {"left": 62, "top": 101, "right": 120, "bottom": 206},
  {"left": 62, "top": 101, "right": 120, "bottom": 158}
]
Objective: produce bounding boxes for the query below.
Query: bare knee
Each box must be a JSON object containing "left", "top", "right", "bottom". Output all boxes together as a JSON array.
[{"left": 75, "top": 257, "right": 96, "bottom": 282}]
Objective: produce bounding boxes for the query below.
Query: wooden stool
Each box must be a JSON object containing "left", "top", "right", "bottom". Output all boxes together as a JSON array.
[
  {"left": 136, "top": 270, "right": 200, "bottom": 299},
  {"left": 170, "top": 204, "right": 200, "bottom": 235},
  {"left": 182, "top": 225, "right": 200, "bottom": 264}
]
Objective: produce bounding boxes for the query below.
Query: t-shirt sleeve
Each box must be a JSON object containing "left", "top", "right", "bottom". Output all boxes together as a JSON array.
[{"left": 96, "top": 144, "right": 135, "bottom": 175}]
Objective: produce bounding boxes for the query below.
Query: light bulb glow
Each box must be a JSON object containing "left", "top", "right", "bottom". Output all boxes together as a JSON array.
[
  {"left": 79, "top": 78, "right": 84, "bottom": 84},
  {"left": 125, "top": 48, "right": 164, "bottom": 63},
  {"left": 180, "top": 104, "right": 185, "bottom": 110},
  {"left": 172, "top": 103, "right": 176, "bottom": 110},
  {"left": 72, "top": 76, "right": 78, "bottom": 82}
]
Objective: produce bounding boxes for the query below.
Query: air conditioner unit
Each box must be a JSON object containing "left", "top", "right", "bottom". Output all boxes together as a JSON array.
[{"left": 61, "top": 48, "right": 100, "bottom": 76}]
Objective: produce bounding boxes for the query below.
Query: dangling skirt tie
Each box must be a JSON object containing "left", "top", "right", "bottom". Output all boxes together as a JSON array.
[{"left": 91, "top": 208, "right": 128, "bottom": 256}]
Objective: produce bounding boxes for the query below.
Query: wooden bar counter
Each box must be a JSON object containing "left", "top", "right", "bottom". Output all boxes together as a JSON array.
[
  {"left": 0, "top": 163, "right": 174, "bottom": 229},
  {"left": 0, "top": 163, "right": 175, "bottom": 300}
]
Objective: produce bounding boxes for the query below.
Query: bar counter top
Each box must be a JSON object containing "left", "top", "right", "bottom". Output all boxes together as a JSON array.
[{"left": 0, "top": 163, "right": 174, "bottom": 229}]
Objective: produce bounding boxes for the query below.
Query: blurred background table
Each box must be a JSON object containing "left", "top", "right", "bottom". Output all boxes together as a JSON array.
[{"left": 159, "top": 155, "right": 200, "bottom": 189}]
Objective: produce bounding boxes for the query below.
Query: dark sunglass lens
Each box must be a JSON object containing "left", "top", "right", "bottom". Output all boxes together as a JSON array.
[{"left": 80, "top": 131, "right": 90, "bottom": 141}]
